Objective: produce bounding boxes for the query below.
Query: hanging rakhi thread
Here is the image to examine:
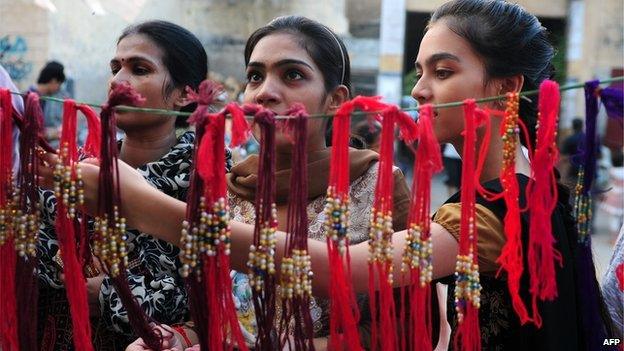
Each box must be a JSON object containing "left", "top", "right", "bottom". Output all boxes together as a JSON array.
[
  {"left": 326, "top": 96, "right": 388, "bottom": 351},
  {"left": 401, "top": 103, "right": 442, "bottom": 351},
  {"left": 14, "top": 92, "right": 44, "bottom": 351},
  {"left": 368, "top": 102, "right": 418, "bottom": 351},
  {"left": 526, "top": 80, "right": 562, "bottom": 327},
  {"left": 180, "top": 80, "right": 248, "bottom": 351},
  {"left": 243, "top": 104, "right": 279, "bottom": 351},
  {"left": 473, "top": 93, "right": 532, "bottom": 325},
  {"left": 0, "top": 88, "right": 18, "bottom": 351},
  {"left": 51, "top": 99, "right": 95, "bottom": 351},
  {"left": 93, "top": 82, "right": 164, "bottom": 350},
  {"left": 278, "top": 104, "right": 315, "bottom": 351},
  {"left": 453, "top": 99, "right": 482, "bottom": 351},
  {"left": 574, "top": 80, "right": 600, "bottom": 244},
  {"left": 572, "top": 80, "right": 610, "bottom": 350}
]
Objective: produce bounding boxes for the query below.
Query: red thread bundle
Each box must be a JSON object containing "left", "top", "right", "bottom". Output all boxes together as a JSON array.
[
  {"left": 402, "top": 103, "right": 442, "bottom": 351},
  {"left": 453, "top": 100, "right": 482, "bottom": 351},
  {"left": 0, "top": 88, "right": 18, "bottom": 351},
  {"left": 526, "top": 80, "right": 562, "bottom": 326}
]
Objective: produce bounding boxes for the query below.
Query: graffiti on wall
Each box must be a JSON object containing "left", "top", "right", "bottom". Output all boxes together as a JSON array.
[{"left": 0, "top": 35, "right": 33, "bottom": 82}]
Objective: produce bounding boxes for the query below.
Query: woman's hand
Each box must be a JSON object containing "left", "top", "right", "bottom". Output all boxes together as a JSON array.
[{"left": 124, "top": 324, "right": 186, "bottom": 351}]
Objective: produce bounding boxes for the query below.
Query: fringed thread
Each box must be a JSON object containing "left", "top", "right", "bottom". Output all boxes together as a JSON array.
[
  {"left": 0, "top": 88, "right": 18, "bottom": 351},
  {"left": 13, "top": 92, "right": 43, "bottom": 351},
  {"left": 181, "top": 84, "right": 247, "bottom": 351},
  {"left": 572, "top": 80, "right": 610, "bottom": 351},
  {"left": 368, "top": 103, "right": 399, "bottom": 351},
  {"left": 453, "top": 100, "right": 482, "bottom": 351},
  {"left": 52, "top": 99, "right": 93, "bottom": 351},
  {"left": 278, "top": 104, "right": 315, "bottom": 351},
  {"left": 93, "top": 82, "right": 162, "bottom": 350},
  {"left": 526, "top": 80, "right": 562, "bottom": 326},
  {"left": 331, "top": 96, "right": 390, "bottom": 351},
  {"left": 476, "top": 95, "right": 532, "bottom": 325},
  {"left": 401, "top": 103, "right": 442, "bottom": 351},
  {"left": 243, "top": 104, "right": 279, "bottom": 351}
]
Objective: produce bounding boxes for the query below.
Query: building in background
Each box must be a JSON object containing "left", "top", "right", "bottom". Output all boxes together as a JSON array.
[{"left": 1, "top": 0, "right": 621, "bottom": 130}]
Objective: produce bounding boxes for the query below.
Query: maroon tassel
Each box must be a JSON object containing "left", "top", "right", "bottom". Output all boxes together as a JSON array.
[
  {"left": 0, "top": 88, "right": 18, "bottom": 351},
  {"left": 181, "top": 81, "right": 248, "bottom": 351},
  {"left": 242, "top": 104, "right": 279, "bottom": 351},
  {"left": 277, "top": 104, "right": 315, "bottom": 351},
  {"left": 14, "top": 93, "right": 46, "bottom": 351},
  {"left": 93, "top": 82, "right": 163, "bottom": 350}
]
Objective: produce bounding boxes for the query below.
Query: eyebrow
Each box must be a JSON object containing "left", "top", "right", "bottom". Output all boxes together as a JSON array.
[
  {"left": 415, "top": 52, "right": 461, "bottom": 69},
  {"left": 247, "top": 58, "right": 314, "bottom": 71},
  {"left": 110, "top": 56, "right": 155, "bottom": 66}
]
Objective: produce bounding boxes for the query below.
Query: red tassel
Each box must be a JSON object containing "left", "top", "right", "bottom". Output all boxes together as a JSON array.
[
  {"left": 51, "top": 99, "right": 94, "bottom": 351},
  {"left": 229, "top": 102, "right": 250, "bottom": 148},
  {"left": 181, "top": 84, "right": 248, "bottom": 351},
  {"left": 473, "top": 96, "right": 532, "bottom": 326},
  {"left": 326, "top": 96, "right": 389, "bottom": 351},
  {"left": 526, "top": 80, "right": 562, "bottom": 325},
  {"left": 616, "top": 263, "right": 624, "bottom": 292},
  {"left": 77, "top": 105, "right": 101, "bottom": 158},
  {"left": 326, "top": 99, "right": 361, "bottom": 351},
  {"left": 368, "top": 102, "right": 406, "bottom": 351},
  {"left": 0, "top": 88, "right": 19, "bottom": 351},
  {"left": 401, "top": 103, "right": 442, "bottom": 351},
  {"left": 453, "top": 100, "right": 481, "bottom": 351},
  {"left": 277, "top": 104, "right": 315, "bottom": 351}
]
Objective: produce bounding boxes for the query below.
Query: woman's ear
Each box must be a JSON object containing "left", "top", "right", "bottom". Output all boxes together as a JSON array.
[
  {"left": 172, "top": 88, "right": 193, "bottom": 110},
  {"left": 500, "top": 75, "right": 525, "bottom": 94},
  {"left": 327, "top": 85, "right": 349, "bottom": 113}
]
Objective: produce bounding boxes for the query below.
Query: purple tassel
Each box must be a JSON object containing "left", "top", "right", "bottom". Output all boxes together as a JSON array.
[
  {"left": 582, "top": 80, "right": 599, "bottom": 194},
  {"left": 600, "top": 87, "right": 623, "bottom": 121},
  {"left": 573, "top": 80, "right": 610, "bottom": 350}
]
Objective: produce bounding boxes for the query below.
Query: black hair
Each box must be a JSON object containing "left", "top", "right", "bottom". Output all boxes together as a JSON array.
[
  {"left": 572, "top": 118, "right": 584, "bottom": 133},
  {"left": 430, "top": 1, "right": 617, "bottom": 342},
  {"left": 429, "top": 0, "right": 555, "bottom": 149},
  {"left": 245, "top": 16, "right": 353, "bottom": 146},
  {"left": 37, "top": 61, "right": 65, "bottom": 84},
  {"left": 118, "top": 20, "right": 208, "bottom": 117},
  {"left": 245, "top": 15, "right": 352, "bottom": 96}
]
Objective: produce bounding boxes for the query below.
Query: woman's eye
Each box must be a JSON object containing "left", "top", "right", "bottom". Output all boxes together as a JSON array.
[
  {"left": 110, "top": 67, "right": 120, "bottom": 75},
  {"left": 285, "top": 70, "right": 303, "bottom": 81},
  {"left": 435, "top": 69, "right": 452, "bottom": 79},
  {"left": 247, "top": 72, "right": 262, "bottom": 83},
  {"left": 133, "top": 66, "right": 149, "bottom": 75}
]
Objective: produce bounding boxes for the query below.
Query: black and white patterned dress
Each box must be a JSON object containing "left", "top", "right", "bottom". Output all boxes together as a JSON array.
[{"left": 37, "top": 131, "right": 232, "bottom": 349}]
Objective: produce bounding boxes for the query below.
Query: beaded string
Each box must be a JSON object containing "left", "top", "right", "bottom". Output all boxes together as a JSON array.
[
  {"left": 13, "top": 92, "right": 45, "bottom": 351},
  {"left": 326, "top": 96, "right": 388, "bottom": 351},
  {"left": 401, "top": 103, "right": 442, "bottom": 351},
  {"left": 368, "top": 103, "right": 418, "bottom": 351},
  {"left": 93, "top": 82, "right": 164, "bottom": 350},
  {"left": 52, "top": 99, "right": 94, "bottom": 351},
  {"left": 0, "top": 87, "right": 18, "bottom": 351},
  {"left": 453, "top": 99, "right": 482, "bottom": 351},
  {"left": 525, "top": 80, "right": 563, "bottom": 328},
  {"left": 180, "top": 88, "right": 248, "bottom": 351},
  {"left": 243, "top": 104, "right": 279, "bottom": 351},
  {"left": 278, "top": 104, "right": 314, "bottom": 351}
]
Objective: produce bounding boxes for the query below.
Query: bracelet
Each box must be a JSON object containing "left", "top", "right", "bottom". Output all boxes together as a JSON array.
[{"left": 171, "top": 325, "right": 192, "bottom": 348}]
